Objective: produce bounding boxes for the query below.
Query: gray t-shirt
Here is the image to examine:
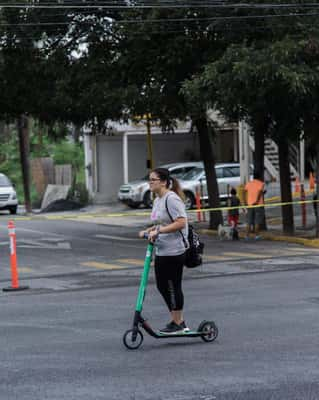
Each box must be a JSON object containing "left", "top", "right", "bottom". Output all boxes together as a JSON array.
[{"left": 151, "top": 191, "right": 189, "bottom": 256}]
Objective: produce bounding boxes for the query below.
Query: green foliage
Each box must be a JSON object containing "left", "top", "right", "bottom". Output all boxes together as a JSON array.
[
  {"left": 52, "top": 140, "right": 84, "bottom": 174},
  {"left": 68, "top": 182, "right": 89, "bottom": 206},
  {"left": 183, "top": 33, "right": 319, "bottom": 142},
  {"left": 181, "top": 17, "right": 319, "bottom": 233},
  {"left": 0, "top": 123, "right": 85, "bottom": 205},
  {"left": 1, "top": 0, "right": 319, "bottom": 225}
]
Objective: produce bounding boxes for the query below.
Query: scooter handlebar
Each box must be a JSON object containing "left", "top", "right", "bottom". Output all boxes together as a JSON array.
[{"left": 143, "top": 233, "right": 155, "bottom": 246}]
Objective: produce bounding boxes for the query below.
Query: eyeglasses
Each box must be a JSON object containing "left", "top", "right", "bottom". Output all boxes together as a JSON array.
[{"left": 149, "top": 178, "right": 161, "bottom": 182}]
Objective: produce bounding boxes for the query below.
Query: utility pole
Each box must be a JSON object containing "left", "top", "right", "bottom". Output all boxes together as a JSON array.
[
  {"left": 238, "top": 120, "right": 250, "bottom": 205},
  {"left": 17, "top": 115, "right": 32, "bottom": 213},
  {"left": 239, "top": 120, "right": 250, "bottom": 185}
]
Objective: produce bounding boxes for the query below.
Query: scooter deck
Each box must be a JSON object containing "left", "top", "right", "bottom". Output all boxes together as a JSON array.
[{"left": 156, "top": 330, "right": 204, "bottom": 337}]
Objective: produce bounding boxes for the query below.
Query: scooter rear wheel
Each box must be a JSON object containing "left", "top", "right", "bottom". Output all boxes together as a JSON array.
[
  {"left": 123, "top": 329, "right": 144, "bottom": 350},
  {"left": 198, "top": 320, "right": 218, "bottom": 343}
]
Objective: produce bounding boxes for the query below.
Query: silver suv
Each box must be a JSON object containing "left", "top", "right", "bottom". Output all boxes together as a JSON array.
[
  {"left": 180, "top": 163, "right": 250, "bottom": 209},
  {"left": 118, "top": 162, "right": 201, "bottom": 208},
  {"left": 0, "top": 173, "right": 18, "bottom": 214}
]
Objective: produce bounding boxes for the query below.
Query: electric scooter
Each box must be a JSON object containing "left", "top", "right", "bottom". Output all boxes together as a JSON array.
[{"left": 123, "top": 240, "right": 219, "bottom": 350}]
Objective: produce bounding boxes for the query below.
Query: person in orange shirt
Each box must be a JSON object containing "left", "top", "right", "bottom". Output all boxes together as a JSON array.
[{"left": 244, "top": 172, "right": 265, "bottom": 240}]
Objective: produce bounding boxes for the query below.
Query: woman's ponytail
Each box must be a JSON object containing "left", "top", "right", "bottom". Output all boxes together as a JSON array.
[{"left": 170, "top": 177, "right": 185, "bottom": 201}]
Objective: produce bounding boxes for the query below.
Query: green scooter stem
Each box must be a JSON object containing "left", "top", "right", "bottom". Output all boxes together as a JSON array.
[{"left": 135, "top": 242, "right": 154, "bottom": 312}]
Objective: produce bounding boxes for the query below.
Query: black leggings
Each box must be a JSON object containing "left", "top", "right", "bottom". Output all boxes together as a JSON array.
[{"left": 154, "top": 253, "right": 185, "bottom": 311}]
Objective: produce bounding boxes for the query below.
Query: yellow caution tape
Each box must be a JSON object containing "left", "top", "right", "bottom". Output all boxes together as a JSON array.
[
  {"left": 7, "top": 192, "right": 318, "bottom": 221},
  {"left": 192, "top": 197, "right": 318, "bottom": 214}
]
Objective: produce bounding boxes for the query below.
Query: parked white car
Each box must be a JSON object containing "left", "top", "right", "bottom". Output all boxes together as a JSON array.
[
  {"left": 118, "top": 162, "right": 201, "bottom": 208},
  {"left": 0, "top": 173, "right": 18, "bottom": 214},
  {"left": 180, "top": 163, "right": 253, "bottom": 209}
]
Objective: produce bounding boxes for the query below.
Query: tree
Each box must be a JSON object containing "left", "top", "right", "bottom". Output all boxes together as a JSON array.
[
  {"left": 0, "top": 5, "right": 119, "bottom": 206},
  {"left": 106, "top": 7, "right": 233, "bottom": 227},
  {"left": 183, "top": 24, "right": 319, "bottom": 235},
  {"left": 1, "top": 1, "right": 319, "bottom": 227},
  {"left": 296, "top": 38, "right": 319, "bottom": 237}
]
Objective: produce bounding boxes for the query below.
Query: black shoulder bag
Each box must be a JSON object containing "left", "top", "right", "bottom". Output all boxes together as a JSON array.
[{"left": 165, "top": 195, "right": 204, "bottom": 268}]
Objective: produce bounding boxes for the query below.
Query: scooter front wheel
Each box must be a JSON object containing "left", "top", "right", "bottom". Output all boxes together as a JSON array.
[
  {"left": 123, "top": 329, "right": 144, "bottom": 350},
  {"left": 198, "top": 320, "right": 218, "bottom": 343}
]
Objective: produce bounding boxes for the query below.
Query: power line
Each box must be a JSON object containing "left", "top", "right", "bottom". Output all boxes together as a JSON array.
[
  {"left": 1, "top": 11, "right": 319, "bottom": 26},
  {"left": 2, "top": 2, "right": 319, "bottom": 9}
]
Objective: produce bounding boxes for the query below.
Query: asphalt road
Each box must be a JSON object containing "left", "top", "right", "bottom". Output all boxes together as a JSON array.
[
  {"left": 0, "top": 215, "right": 318, "bottom": 399},
  {"left": 0, "top": 213, "right": 319, "bottom": 284}
]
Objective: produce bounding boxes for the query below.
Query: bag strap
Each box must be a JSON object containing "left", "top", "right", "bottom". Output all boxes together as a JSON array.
[{"left": 165, "top": 194, "right": 187, "bottom": 249}]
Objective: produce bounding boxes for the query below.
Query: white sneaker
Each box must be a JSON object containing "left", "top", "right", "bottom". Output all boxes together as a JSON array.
[{"left": 180, "top": 321, "right": 190, "bottom": 332}]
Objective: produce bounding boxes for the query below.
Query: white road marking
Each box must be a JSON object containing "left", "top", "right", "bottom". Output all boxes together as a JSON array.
[
  {"left": 95, "top": 234, "right": 139, "bottom": 241},
  {"left": 0, "top": 225, "right": 66, "bottom": 238},
  {"left": 40, "top": 238, "right": 64, "bottom": 242},
  {"left": 18, "top": 239, "right": 71, "bottom": 249}
]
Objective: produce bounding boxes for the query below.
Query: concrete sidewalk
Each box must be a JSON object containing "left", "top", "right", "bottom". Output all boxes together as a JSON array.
[{"left": 199, "top": 213, "right": 319, "bottom": 248}]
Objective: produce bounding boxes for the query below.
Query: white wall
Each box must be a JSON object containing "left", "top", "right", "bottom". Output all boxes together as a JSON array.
[{"left": 91, "top": 132, "right": 200, "bottom": 203}]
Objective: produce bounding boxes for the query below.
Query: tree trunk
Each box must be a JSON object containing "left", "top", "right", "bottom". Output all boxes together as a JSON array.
[
  {"left": 316, "top": 142, "right": 319, "bottom": 237},
  {"left": 73, "top": 124, "right": 81, "bottom": 143},
  {"left": 17, "top": 115, "right": 32, "bottom": 213},
  {"left": 278, "top": 137, "right": 294, "bottom": 235},
  {"left": 194, "top": 117, "right": 223, "bottom": 229},
  {"left": 254, "top": 131, "right": 265, "bottom": 181},
  {"left": 253, "top": 124, "right": 267, "bottom": 230}
]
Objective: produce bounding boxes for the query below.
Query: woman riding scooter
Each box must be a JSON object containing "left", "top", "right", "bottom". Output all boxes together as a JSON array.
[{"left": 139, "top": 167, "right": 189, "bottom": 334}]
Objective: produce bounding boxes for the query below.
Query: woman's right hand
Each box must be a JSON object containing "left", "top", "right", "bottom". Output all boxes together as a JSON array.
[
  {"left": 148, "top": 228, "right": 159, "bottom": 242},
  {"left": 138, "top": 230, "right": 147, "bottom": 238}
]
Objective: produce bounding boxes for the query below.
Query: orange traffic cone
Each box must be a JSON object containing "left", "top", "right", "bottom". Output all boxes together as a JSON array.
[
  {"left": 294, "top": 176, "right": 300, "bottom": 193},
  {"left": 309, "top": 172, "right": 315, "bottom": 190},
  {"left": 3, "top": 221, "right": 29, "bottom": 292}
]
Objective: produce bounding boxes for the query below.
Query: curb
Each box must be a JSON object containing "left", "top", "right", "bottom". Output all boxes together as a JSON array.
[
  {"left": 198, "top": 228, "right": 319, "bottom": 248},
  {"left": 261, "top": 234, "right": 319, "bottom": 248}
]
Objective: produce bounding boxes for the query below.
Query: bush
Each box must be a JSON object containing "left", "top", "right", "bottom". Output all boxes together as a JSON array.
[
  {"left": 68, "top": 182, "right": 89, "bottom": 206},
  {"left": 0, "top": 124, "right": 86, "bottom": 207}
]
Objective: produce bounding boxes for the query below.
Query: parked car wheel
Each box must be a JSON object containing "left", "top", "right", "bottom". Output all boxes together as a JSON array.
[
  {"left": 127, "top": 200, "right": 140, "bottom": 209},
  {"left": 143, "top": 191, "right": 153, "bottom": 208},
  {"left": 183, "top": 191, "right": 195, "bottom": 210},
  {"left": 9, "top": 206, "right": 17, "bottom": 215}
]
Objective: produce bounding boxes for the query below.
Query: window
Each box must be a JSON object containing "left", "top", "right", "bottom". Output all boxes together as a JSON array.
[
  {"left": 215, "top": 168, "right": 223, "bottom": 179},
  {"left": 170, "top": 168, "right": 184, "bottom": 178},
  {"left": 182, "top": 167, "right": 204, "bottom": 181},
  {"left": 222, "top": 168, "right": 233, "bottom": 178},
  {"left": 0, "top": 175, "right": 11, "bottom": 187},
  {"left": 172, "top": 166, "right": 194, "bottom": 179},
  {"left": 227, "top": 166, "right": 240, "bottom": 177}
]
